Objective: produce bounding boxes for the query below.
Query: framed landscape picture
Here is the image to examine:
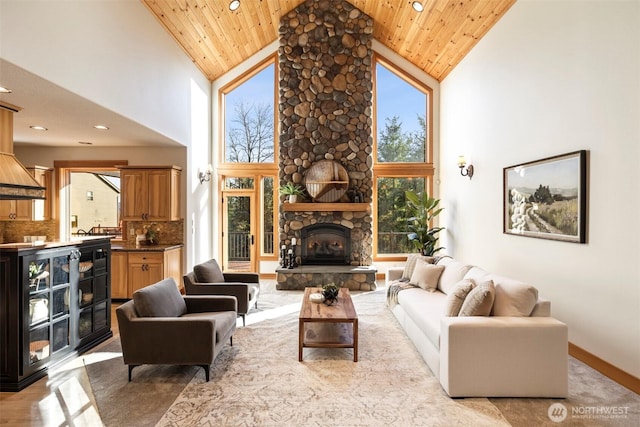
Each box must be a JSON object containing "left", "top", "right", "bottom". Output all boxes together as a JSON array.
[{"left": 503, "top": 150, "right": 587, "bottom": 243}]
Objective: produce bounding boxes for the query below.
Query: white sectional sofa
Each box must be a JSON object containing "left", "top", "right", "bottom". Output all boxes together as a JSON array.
[{"left": 386, "top": 255, "right": 568, "bottom": 398}]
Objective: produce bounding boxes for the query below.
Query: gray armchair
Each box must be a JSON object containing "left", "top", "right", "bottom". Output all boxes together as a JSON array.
[
  {"left": 116, "top": 278, "right": 237, "bottom": 382},
  {"left": 183, "top": 259, "right": 260, "bottom": 326}
]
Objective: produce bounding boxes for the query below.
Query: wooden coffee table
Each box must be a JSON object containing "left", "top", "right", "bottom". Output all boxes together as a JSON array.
[{"left": 298, "top": 287, "right": 358, "bottom": 362}]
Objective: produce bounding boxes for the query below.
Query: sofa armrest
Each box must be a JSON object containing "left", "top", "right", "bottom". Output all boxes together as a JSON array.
[
  {"left": 531, "top": 298, "right": 551, "bottom": 317},
  {"left": 223, "top": 272, "right": 260, "bottom": 283},
  {"left": 386, "top": 267, "right": 404, "bottom": 284},
  {"left": 184, "top": 295, "right": 238, "bottom": 314},
  {"left": 439, "top": 316, "right": 568, "bottom": 397}
]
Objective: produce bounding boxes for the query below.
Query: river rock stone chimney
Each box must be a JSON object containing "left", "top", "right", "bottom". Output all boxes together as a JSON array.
[{"left": 278, "top": 0, "right": 374, "bottom": 266}]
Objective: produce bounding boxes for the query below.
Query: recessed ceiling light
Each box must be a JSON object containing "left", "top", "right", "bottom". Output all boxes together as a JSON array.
[
  {"left": 412, "top": 1, "right": 424, "bottom": 12},
  {"left": 229, "top": 0, "right": 240, "bottom": 11},
  {"left": 93, "top": 124, "right": 109, "bottom": 130},
  {"left": 30, "top": 125, "right": 48, "bottom": 131},
  {"left": 78, "top": 141, "right": 93, "bottom": 145},
  {"left": 0, "top": 86, "right": 12, "bottom": 93}
]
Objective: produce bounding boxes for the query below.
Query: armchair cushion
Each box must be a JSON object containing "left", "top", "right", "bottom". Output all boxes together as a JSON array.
[
  {"left": 194, "top": 259, "right": 225, "bottom": 283},
  {"left": 133, "top": 278, "right": 187, "bottom": 317}
]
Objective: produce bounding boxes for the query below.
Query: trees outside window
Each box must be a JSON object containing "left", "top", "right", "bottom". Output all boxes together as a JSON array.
[
  {"left": 224, "top": 64, "right": 275, "bottom": 164},
  {"left": 374, "top": 57, "right": 434, "bottom": 256},
  {"left": 220, "top": 58, "right": 278, "bottom": 268}
]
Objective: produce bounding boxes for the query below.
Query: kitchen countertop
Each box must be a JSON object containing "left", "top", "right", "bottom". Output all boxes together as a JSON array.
[
  {"left": 0, "top": 236, "right": 113, "bottom": 252},
  {"left": 110, "top": 243, "right": 183, "bottom": 252}
]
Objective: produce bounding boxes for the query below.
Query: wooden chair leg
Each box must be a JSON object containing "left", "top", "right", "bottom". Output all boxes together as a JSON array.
[
  {"left": 241, "top": 314, "right": 246, "bottom": 327},
  {"left": 230, "top": 336, "right": 233, "bottom": 346}
]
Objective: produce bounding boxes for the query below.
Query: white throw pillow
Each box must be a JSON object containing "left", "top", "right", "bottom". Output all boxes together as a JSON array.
[
  {"left": 443, "top": 279, "right": 476, "bottom": 316},
  {"left": 409, "top": 260, "right": 445, "bottom": 292},
  {"left": 458, "top": 280, "right": 495, "bottom": 316},
  {"left": 436, "top": 258, "right": 473, "bottom": 295}
]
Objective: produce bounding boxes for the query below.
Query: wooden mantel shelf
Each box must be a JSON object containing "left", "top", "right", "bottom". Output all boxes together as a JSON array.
[{"left": 282, "top": 202, "right": 371, "bottom": 213}]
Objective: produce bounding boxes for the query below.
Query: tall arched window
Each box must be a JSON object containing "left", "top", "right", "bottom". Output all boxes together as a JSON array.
[
  {"left": 373, "top": 55, "right": 435, "bottom": 257},
  {"left": 218, "top": 56, "right": 278, "bottom": 272}
]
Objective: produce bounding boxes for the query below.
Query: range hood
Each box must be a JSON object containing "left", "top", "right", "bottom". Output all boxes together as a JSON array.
[{"left": 0, "top": 104, "right": 45, "bottom": 200}]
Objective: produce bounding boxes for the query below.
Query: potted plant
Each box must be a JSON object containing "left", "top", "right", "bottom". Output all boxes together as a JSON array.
[
  {"left": 280, "top": 182, "right": 306, "bottom": 203},
  {"left": 404, "top": 190, "right": 445, "bottom": 256},
  {"left": 322, "top": 282, "right": 340, "bottom": 306}
]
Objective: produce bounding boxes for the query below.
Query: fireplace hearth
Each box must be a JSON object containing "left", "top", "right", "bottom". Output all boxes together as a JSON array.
[{"left": 301, "top": 224, "right": 350, "bottom": 265}]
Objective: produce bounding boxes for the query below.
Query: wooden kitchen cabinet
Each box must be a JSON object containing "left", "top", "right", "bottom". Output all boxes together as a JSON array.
[
  {"left": 110, "top": 251, "right": 128, "bottom": 299},
  {"left": 118, "top": 166, "right": 181, "bottom": 221},
  {"left": 0, "top": 166, "right": 51, "bottom": 221},
  {"left": 111, "top": 246, "right": 183, "bottom": 299}
]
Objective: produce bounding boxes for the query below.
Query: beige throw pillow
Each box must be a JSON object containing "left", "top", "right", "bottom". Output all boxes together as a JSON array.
[
  {"left": 458, "top": 280, "right": 495, "bottom": 316},
  {"left": 443, "top": 279, "right": 476, "bottom": 316},
  {"left": 409, "top": 260, "right": 445, "bottom": 292},
  {"left": 402, "top": 254, "right": 436, "bottom": 280},
  {"left": 490, "top": 277, "right": 539, "bottom": 316}
]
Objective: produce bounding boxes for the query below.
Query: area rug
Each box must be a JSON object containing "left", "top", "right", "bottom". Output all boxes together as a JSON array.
[
  {"left": 155, "top": 289, "right": 510, "bottom": 426},
  {"left": 85, "top": 340, "right": 200, "bottom": 427},
  {"left": 86, "top": 285, "right": 640, "bottom": 426}
]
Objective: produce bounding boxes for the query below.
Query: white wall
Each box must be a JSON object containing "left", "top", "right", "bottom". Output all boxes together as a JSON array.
[
  {"left": 0, "top": 0, "right": 209, "bottom": 146},
  {"left": 440, "top": 0, "right": 640, "bottom": 377},
  {"left": 3, "top": 1, "right": 211, "bottom": 271}
]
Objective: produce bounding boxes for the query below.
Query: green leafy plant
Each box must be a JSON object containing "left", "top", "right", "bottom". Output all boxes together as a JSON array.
[
  {"left": 322, "top": 282, "right": 340, "bottom": 305},
  {"left": 405, "top": 190, "right": 445, "bottom": 256},
  {"left": 280, "top": 182, "right": 305, "bottom": 196},
  {"left": 29, "top": 262, "right": 44, "bottom": 279}
]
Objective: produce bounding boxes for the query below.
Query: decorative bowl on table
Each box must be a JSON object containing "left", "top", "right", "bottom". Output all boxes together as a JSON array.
[{"left": 309, "top": 293, "right": 324, "bottom": 304}]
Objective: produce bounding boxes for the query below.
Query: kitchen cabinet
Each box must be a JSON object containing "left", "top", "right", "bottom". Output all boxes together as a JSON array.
[
  {"left": 119, "top": 166, "right": 181, "bottom": 221},
  {"left": 110, "top": 245, "right": 183, "bottom": 299},
  {"left": 0, "top": 166, "right": 52, "bottom": 221},
  {"left": 0, "top": 238, "right": 112, "bottom": 391},
  {"left": 110, "top": 251, "right": 128, "bottom": 299}
]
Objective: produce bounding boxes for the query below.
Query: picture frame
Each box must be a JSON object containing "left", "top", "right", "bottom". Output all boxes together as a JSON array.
[{"left": 503, "top": 150, "right": 587, "bottom": 243}]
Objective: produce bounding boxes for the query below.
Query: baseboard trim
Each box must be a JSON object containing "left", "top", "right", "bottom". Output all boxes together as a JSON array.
[{"left": 569, "top": 342, "right": 640, "bottom": 394}]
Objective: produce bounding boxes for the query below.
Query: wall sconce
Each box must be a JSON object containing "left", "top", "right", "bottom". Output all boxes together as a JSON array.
[
  {"left": 457, "top": 156, "right": 474, "bottom": 179},
  {"left": 198, "top": 164, "right": 213, "bottom": 184}
]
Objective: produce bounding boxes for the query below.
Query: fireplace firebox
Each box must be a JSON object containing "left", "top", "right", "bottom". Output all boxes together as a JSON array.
[{"left": 301, "top": 224, "right": 350, "bottom": 265}]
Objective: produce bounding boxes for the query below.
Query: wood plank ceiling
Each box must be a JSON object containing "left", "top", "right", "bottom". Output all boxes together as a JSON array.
[{"left": 142, "top": 0, "right": 515, "bottom": 82}]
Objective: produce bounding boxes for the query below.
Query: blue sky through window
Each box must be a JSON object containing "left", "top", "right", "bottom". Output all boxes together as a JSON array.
[
  {"left": 225, "top": 62, "right": 426, "bottom": 143},
  {"left": 376, "top": 64, "right": 426, "bottom": 137}
]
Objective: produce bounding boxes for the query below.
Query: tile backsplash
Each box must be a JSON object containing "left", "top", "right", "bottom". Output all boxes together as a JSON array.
[
  {"left": 124, "top": 219, "right": 184, "bottom": 246},
  {"left": 1, "top": 220, "right": 58, "bottom": 244}
]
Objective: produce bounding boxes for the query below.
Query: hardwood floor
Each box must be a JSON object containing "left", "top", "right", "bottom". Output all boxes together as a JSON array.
[{"left": 0, "top": 304, "right": 121, "bottom": 426}]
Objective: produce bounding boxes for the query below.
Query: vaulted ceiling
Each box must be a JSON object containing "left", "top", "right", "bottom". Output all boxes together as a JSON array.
[{"left": 143, "top": 0, "right": 516, "bottom": 82}]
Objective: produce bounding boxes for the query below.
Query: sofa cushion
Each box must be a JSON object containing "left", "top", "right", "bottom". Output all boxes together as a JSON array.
[
  {"left": 182, "top": 310, "right": 237, "bottom": 344},
  {"left": 490, "top": 275, "right": 539, "bottom": 316},
  {"left": 194, "top": 259, "right": 225, "bottom": 283},
  {"left": 133, "top": 278, "right": 187, "bottom": 318},
  {"left": 410, "top": 260, "right": 445, "bottom": 292},
  {"left": 402, "top": 254, "right": 435, "bottom": 280},
  {"left": 443, "top": 279, "right": 476, "bottom": 316},
  {"left": 464, "top": 267, "right": 539, "bottom": 317},
  {"left": 458, "top": 280, "right": 495, "bottom": 316},
  {"left": 397, "top": 287, "right": 447, "bottom": 350},
  {"left": 435, "top": 257, "right": 473, "bottom": 295}
]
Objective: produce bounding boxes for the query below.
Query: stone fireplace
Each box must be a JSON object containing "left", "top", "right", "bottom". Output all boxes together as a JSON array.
[{"left": 276, "top": 0, "right": 376, "bottom": 290}]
